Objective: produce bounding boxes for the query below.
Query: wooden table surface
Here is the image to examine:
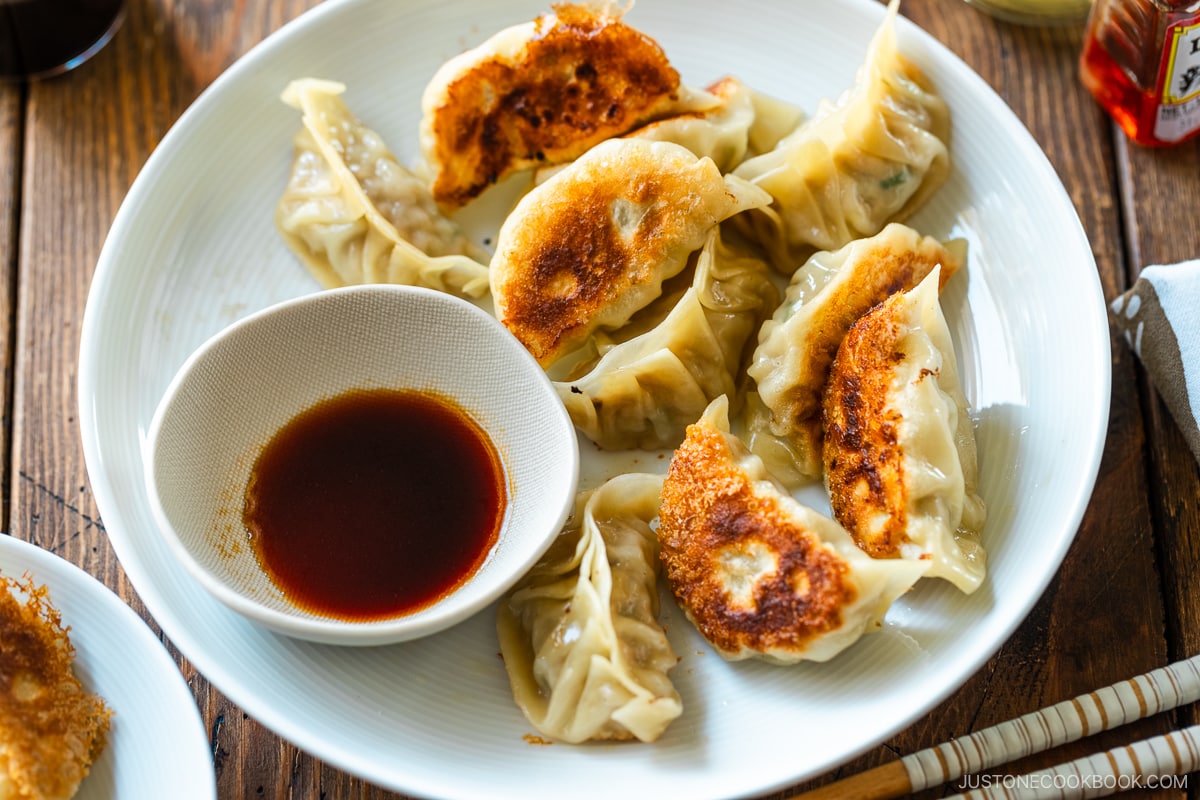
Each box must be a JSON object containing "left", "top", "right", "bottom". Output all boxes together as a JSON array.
[{"left": 3, "top": 0, "right": 1199, "bottom": 797}]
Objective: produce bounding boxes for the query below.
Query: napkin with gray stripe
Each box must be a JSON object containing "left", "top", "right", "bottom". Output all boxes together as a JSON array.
[{"left": 1110, "top": 259, "right": 1200, "bottom": 463}]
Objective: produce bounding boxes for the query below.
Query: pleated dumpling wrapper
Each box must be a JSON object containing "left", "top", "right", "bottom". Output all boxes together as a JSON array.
[
  {"left": 497, "top": 473, "right": 682, "bottom": 743},
  {"left": 419, "top": 2, "right": 718, "bottom": 208},
  {"left": 491, "top": 137, "right": 770, "bottom": 367},
  {"left": 276, "top": 79, "right": 491, "bottom": 299},
  {"left": 619, "top": 75, "right": 805, "bottom": 174},
  {"left": 530, "top": 75, "right": 806, "bottom": 187},
  {"left": 658, "top": 396, "right": 927, "bottom": 664},
  {"left": 556, "top": 225, "right": 778, "bottom": 451},
  {"left": 824, "top": 267, "right": 987, "bottom": 593},
  {"left": 732, "top": 0, "right": 950, "bottom": 274},
  {"left": 745, "top": 223, "right": 965, "bottom": 485}
]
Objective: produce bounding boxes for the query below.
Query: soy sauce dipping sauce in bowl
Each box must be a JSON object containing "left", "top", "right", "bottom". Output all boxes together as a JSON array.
[
  {"left": 242, "top": 387, "right": 506, "bottom": 622},
  {"left": 145, "top": 285, "right": 579, "bottom": 646}
]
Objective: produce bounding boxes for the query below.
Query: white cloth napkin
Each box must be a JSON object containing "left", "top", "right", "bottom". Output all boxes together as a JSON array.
[{"left": 1110, "top": 259, "right": 1200, "bottom": 463}]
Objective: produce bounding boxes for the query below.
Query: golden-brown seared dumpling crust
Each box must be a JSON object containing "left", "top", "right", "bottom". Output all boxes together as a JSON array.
[
  {"left": 419, "top": 2, "right": 711, "bottom": 208},
  {"left": 492, "top": 137, "right": 769, "bottom": 366},
  {"left": 659, "top": 414, "right": 856, "bottom": 659},
  {"left": 659, "top": 397, "right": 927, "bottom": 662},
  {"left": 0, "top": 574, "right": 112, "bottom": 800},
  {"left": 823, "top": 268, "right": 987, "bottom": 593},
  {"left": 745, "top": 224, "right": 965, "bottom": 484},
  {"left": 822, "top": 293, "right": 910, "bottom": 557}
]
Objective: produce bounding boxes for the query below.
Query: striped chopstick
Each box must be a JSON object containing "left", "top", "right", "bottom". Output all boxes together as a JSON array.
[
  {"left": 789, "top": 654, "right": 1200, "bottom": 800},
  {"left": 944, "top": 723, "right": 1200, "bottom": 799}
]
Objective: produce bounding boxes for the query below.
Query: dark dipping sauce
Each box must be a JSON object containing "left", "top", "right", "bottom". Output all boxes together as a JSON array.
[{"left": 242, "top": 388, "right": 506, "bottom": 622}]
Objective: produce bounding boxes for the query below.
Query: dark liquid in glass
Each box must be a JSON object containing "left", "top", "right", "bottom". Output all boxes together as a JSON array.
[{"left": 0, "top": 0, "right": 125, "bottom": 80}]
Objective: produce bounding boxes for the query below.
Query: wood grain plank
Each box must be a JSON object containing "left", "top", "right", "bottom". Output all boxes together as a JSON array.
[{"left": 0, "top": 83, "right": 19, "bottom": 532}]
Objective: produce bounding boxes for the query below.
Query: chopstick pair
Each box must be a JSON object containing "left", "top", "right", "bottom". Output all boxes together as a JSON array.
[{"left": 790, "top": 654, "right": 1200, "bottom": 800}]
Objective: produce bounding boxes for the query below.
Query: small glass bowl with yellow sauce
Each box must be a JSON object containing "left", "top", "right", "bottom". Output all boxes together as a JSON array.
[{"left": 962, "top": 0, "right": 1093, "bottom": 25}]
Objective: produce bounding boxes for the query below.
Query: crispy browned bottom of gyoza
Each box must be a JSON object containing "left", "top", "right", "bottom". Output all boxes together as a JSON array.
[
  {"left": 491, "top": 138, "right": 768, "bottom": 367},
  {"left": 0, "top": 573, "right": 112, "bottom": 800},
  {"left": 657, "top": 397, "right": 926, "bottom": 663},
  {"left": 822, "top": 268, "right": 988, "bottom": 594},
  {"left": 420, "top": 2, "right": 710, "bottom": 209}
]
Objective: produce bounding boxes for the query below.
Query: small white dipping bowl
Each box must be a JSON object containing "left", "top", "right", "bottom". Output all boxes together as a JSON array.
[{"left": 144, "top": 285, "right": 579, "bottom": 646}]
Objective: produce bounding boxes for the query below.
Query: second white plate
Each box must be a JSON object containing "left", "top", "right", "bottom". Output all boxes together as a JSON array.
[{"left": 0, "top": 535, "right": 214, "bottom": 800}]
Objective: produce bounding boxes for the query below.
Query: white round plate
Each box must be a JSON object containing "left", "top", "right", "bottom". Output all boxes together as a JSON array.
[
  {"left": 0, "top": 535, "right": 214, "bottom": 800},
  {"left": 77, "top": 1, "right": 1111, "bottom": 798}
]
